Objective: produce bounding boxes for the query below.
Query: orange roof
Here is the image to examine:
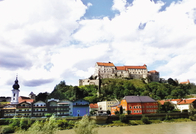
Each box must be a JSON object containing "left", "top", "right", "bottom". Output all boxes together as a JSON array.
[
  {"left": 89, "top": 103, "right": 98, "bottom": 108},
  {"left": 125, "top": 66, "right": 147, "bottom": 70},
  {"left": 116, "top": 66, "right": 126, "bottom": 70},
  {"left": 158, "top": 100, "right": 166, "bottom": 105},
  {"left": 116, "top": 65, "right": 147, "bottom": 70},
  {"left": 149, "top": 70, "right": 159, "bottom": 73},
  {"left": 158, "top": 99, "right": 182, "bottom": 105},
  {"left": 178, "top": 99, "right": 196, "bottom": 105},
  {"left": 18, "top": 96, "right": 34, "bottom": 103},
  {"left": 180, "top": 80, "right": 190, "bottom": 84},
  {"left": 97, "top": 62, "right": 115, "bottom": 67}
]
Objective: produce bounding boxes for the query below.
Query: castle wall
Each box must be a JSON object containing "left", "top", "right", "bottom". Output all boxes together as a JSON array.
[{"left": 80, "top": 62, "right": 159, "bottom": 86}]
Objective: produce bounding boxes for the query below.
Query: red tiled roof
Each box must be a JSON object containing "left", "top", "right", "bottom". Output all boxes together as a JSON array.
[
  {"left": 180, "top": 80, "right": 190, "bottom": 84},
  {"left": 149, "top": 70, "right": 159, "bottom": 73},
  {"left": 116, "top": 66, "right": 126, "bottom": 70},
  {"left": 158, "top": 100, "right": 166, "bottom": 105},
  {"left": 97, "top": 62, "right": 115, "bottom": 67},
  {"left": 158, "top": 99, "right": 182, "bottom": 105},
  {"left": 124, "top": 66, "right": 147, "bottom": 70},
  {"left": 89, "top": 103, "right": 98, "bottom": 108},
  {"left": 116, "top": 65, "right": 147, "bottom": 70},
  {"left": 178, "top": 99, "right": 196, "bottom": 105},
  {"left": 18, "top": 96, "right": 34, "bottom": 103}
]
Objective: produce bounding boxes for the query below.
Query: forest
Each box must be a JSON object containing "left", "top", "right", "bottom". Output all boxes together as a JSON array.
[{"left": 44, "top": 78, "right": 196, "bottom": 103}]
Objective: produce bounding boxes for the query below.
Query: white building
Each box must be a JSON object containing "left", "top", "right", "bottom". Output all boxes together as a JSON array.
[
  {"left": 11, "top": 77, "right": 20, "bottom": 104},
  {"left": 176, "top": 99, "right": 196, "bottom": 112},
  {"left": 97, "top": 100, "right": 118, "bottom": 111}
]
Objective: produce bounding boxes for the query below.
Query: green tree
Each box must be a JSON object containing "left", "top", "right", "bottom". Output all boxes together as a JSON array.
[{"left": 74, "top": 116, "right": 97, "bottom": 134}]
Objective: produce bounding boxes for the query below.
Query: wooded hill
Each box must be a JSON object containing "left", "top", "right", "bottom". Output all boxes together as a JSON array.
[{"left": 48, "top": 78, "right": 196, "bottom": 103}]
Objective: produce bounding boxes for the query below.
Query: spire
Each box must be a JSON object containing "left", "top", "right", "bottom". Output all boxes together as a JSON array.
[{"left": 12, "top": 75, "right": 20, "bottom": 90}]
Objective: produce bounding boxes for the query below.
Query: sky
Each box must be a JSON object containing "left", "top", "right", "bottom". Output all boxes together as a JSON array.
[{"left": 0, "top": 0, "right": 196, "bottom": 97}]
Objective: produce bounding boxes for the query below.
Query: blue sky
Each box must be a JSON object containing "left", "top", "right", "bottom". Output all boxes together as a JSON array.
[{"left": 0, "top": 0, "right": 196, "bottom": 97}]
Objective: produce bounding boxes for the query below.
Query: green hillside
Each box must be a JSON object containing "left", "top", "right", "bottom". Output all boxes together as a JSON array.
[{"left": 48, "top": 78, "right": 194, "bottom": 103}]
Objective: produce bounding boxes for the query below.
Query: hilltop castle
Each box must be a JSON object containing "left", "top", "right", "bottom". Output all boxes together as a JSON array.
[{"left": 79, "top": 62, "right": 159, "bottom": 86}]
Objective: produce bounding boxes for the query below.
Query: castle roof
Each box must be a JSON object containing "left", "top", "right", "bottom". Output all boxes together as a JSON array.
[
  {"left": 97, "top": 62, "right": 115, "bottom": 67},
  {"left": 116, "top": 65, "right": 147, "bottom": 70},
  {"left": 116, "top": 66, "right": 126, "bottom": 70},
  {"left": 149, "top": 70, "right": 159, "bottom": 73}
]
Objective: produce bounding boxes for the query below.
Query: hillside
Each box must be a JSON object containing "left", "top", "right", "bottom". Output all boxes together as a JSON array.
[{"left": 48, "top": 78, "right": 194, "bottom": 103}]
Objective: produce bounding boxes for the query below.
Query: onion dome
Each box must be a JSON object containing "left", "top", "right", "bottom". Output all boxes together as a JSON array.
[{"left": 12, "top": 77, "right": 20, "bottom": 90}]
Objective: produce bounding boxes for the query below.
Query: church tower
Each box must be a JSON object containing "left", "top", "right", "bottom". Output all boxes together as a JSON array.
[{"left": 10, "top": 76, "right": 20, "bottom": 104}]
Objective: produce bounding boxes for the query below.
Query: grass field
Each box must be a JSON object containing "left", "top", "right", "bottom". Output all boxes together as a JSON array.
[{"left": 57, "top": 122, "right": 196, "bottom": 134}]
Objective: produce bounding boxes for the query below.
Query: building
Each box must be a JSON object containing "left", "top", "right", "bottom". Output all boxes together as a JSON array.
[
  {"left": 32, "top": 101, "right": 47, "bottom": 117},
  {"left": 111, "top": 96, "right": 158, "bottom": 115},
  {"left": 11, "top": 77, "right": 20, "bottom": 104},
  {"left": 97, "top": 100, "right": 118, "bottom": 111},
  {"left": 180, "top": 80, "right": 190, "bottom": 85},
  {"left": 73, "top": 99, "right": 89, "bottom": 116},
  {"left": 16, "top": 101, "right": 32, "bottom": 117},
  {"left": 176, "top": 99, "right": 196, "bottom": 112},
  {"left": 79, "top": 62, "right": 159, "bottom": 86}
]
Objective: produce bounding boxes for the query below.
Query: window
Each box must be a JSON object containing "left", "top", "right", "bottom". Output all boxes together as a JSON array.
[{"left": 130, "top": 106, "right": 132, "bottom": 109}]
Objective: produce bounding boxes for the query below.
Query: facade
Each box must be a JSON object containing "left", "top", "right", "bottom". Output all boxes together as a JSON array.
[
  {"left": 16, "top": 101, "right": 32, "bottom": 117},
  {"left": 1, "top": 105, "right": 16, "bottom": 118},
  {"left": 79, "top": 62, "right": 159, "bottom": 86},
  {"left": 97, "top": 100, "right": 118, "bottom": 111},
  {"left": 111, "top": 96, "right": 158, "bottom": 115},
  {"left": 159, "top": 98, "right": 196, "bottom": 112},
  {"left": 32, "top": 101, "right": 47, "bottom": 117},
  {"left": 176, "top": 99, "right": 196, "bottom": 112},
  {"left": 73, "top": 99, "right": 89, "bottom": 116}
]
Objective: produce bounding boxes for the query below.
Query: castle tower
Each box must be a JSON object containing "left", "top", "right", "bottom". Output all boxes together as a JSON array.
[{"left": 10, "top": 76, "right": 20, "bottom": 104}]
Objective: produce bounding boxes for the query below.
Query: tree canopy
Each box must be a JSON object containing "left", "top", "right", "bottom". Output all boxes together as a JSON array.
[{"left": 47, "top": 78, "right": 194, "bottom": 103}]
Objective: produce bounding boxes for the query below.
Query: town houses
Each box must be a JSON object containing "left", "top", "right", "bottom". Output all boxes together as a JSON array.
[{"left": 0, "top": 62, "right": 194, "bottom": 118}]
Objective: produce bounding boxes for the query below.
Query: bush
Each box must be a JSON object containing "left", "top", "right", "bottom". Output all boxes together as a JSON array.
[
  {"left": 141, "top": 115, "right": 151, "bottom": 124},
  {"left": 129, "top": 120, "right": 143, "bottom": 125},
  {"left": 0, "top": 126, "right": 15, "bottom": 134},
  {"left": 150, "top": 120, "right": 162, "bottom": 124},
  {"left": 57, "top": 119, "right": 68, "bottom": 130},
  {"left": 74, "top": 116, "right": 97, "bottom": 134},
  {"left": 15, "top": 115, "right": 59, "bottom": 134},
  {"left": 119, "top": 114, "right": 128, "bottom": 123}
]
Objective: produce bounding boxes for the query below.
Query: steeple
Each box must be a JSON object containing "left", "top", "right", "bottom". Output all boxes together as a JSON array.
[
  {"left": 12, "top": 76, "right": 20, "bottom": 90},
  {"left": 11, "top": 76, "right": 20, "bottom": 104}
]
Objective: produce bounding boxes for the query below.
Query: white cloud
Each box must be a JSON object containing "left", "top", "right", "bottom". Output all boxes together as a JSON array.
[
  {"left": 112, "top": 0, "right": 127, "bottom": 12},
  {"left": 1, "top": 0, "right": 196, "bottom": 97}
]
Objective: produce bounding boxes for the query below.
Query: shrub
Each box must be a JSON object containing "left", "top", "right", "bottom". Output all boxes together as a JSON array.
[
  {"left": 57, "top": 119, "right": 68, "bottom": 130},
  {"left": 119, "top": 114, "right": 128, "bottom": 123},
  {"left": 74, "top": 116, "right": 97, "bottom": 134},
  {"left": 141, "top": 115, "right": 151, "bottom": 124},
  {"left": 16, "top": 115, "right": 59, "bottom": 134},
  {"left": 150, "top": 120, "right": 162, "bottom": 124},
  {"left": 129, "top": 120, "right": 143, "bottom": 125},
  {"left": 0, "top": 126, "right": 15, "bottom": 134},
  {"left": 108, "top": 120, "right": 128, "bottom": 127}
]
